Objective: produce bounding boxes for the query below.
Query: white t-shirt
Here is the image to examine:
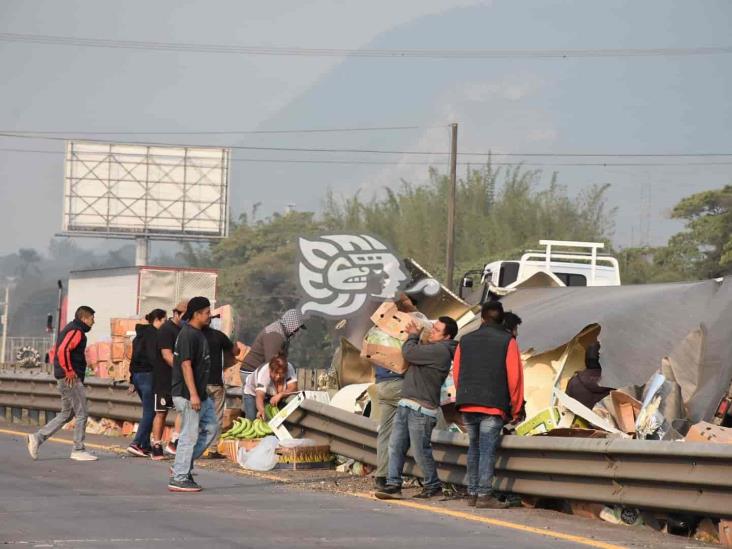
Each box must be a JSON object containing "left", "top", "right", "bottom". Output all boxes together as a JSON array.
[{"left": 243, "top": 362, "right": 297, "bottom": 397}]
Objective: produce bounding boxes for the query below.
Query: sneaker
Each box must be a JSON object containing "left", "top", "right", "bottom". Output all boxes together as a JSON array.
[
  {"left": 169, "top": 466, "right": 195, "bottom": 482},
  {"left": 165, "top": 439, "right": 178, "bottom": 456},
  {"left": 475, "top": 495, "right": 509, "bottom": 509},
  {"left": 70, "top": 450, "right": 98, "bottom": 461},
  {"left": 126, "top": 443, "right": 150, "bottom": 457},
  {"left": 413, "top": 487, "right": 443, "bottom": 499},
  {"left": 168, "top": 477, "right": 202, "bottom": 492},
  {"left": 27, "top": 434, "right": 39, "bottom": 460},
  {"left": 373, "top": 476, "right": 387, "bottom": 490},
  {"left": 150, "top": 444, "right": 165, "bottom": 461},
  {"left": 374, "top": 485, "right": 402, "bottom": 500},
  {"left": 206, "top": 451, "right": 226, "bottom": 460},
  {"left": 466, "top": 495, "right": 478, "bottom": 507}
]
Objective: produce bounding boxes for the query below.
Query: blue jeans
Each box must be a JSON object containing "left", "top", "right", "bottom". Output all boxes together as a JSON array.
[
  {"left": 462, "top": 413, "right": 504, "bottom": 497},
  {"left": 386, "top": 405, "right": 440, "bottom": 490},
  {"left": 131, "top": 372, "right": 154, "bottom": 450},
  {"left": 172, "top": 396, "right": 219, "bottom": 481},
  {"left": 243, "top": 394, "right": 257, "bottom": 420}
]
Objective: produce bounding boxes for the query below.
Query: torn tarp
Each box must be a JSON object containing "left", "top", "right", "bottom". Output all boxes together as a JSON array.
[{"left": 495, "top": 277, "right": 732, "bottom": 423}]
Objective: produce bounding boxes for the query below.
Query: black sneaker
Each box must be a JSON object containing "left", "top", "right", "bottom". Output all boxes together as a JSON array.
[
  {"left": 413, "top": 487, "right": 443, "bottom": 499},
  {"left": 168, "top": 477, "right": 202, "bottom": 492},
  {"left": 374, "top": 485, "right": 402, "bottom": 500},
  {"left": 373, "top": 476, "right": 387, "bottom": 490},
  {"left": 126, "top": 443, "right": 150, "bottom": 458},
  {"left": 150, "top": 444, "right": 165, "bottom": 461},
  {"left": 475, "top": 495, "right": 509, "bottom": 509}
]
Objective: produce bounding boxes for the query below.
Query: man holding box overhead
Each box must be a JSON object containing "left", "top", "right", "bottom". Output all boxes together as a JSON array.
[{"left": 375, "top": 316, "right": 458, "bottom": 500}]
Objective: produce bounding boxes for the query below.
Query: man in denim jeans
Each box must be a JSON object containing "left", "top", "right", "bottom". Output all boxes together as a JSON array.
[
  {"left": 453, "top": 301, "right": 524, "bottom": 509},
  {"left": 375, "top": 316, "right": 458, "bottom": 500},
  {"left": 168, "top": 297, "right": 219, "bottom": 492}
]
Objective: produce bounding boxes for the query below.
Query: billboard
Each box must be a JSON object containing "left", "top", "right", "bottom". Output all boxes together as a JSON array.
[{"left": 63, "top": 141, "right": 230, "bottom": 239}]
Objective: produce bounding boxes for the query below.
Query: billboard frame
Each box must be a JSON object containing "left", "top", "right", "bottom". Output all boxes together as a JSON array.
[{"left": 61, "top": 140, "right": 230, "bottom": 240}]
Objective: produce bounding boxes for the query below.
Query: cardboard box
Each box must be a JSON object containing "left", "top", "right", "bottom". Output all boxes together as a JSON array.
[
  {"left": 370, "top": 302, "right": 413, "bottom": 341},
  {"left": 95, "top": 361, "right": 111, "bottom": 378},
  {"left": 685, "top": 421, "right": 732, "bottom": 445},
  {"left": 516, "top": 407, "right": 561, "bottom": 436},
  {"left": 609, "top": 390, "right": 642, "bottom": 434},
  {"left": 275, "top": 445, "right": 333, "bottom": 470},
  {"left": 361, "top": 343, "right": 408, "bottom": 375},
  {"left": 85, "top": 344, "right": 99, "bottom": 366},
  {"left": 97, "top": 342, "right": 111, "bottom": 362},
  {"left": 111, "top": 339, "right": 126, "bottom": 362},
  {"left": 222, "top": 408, "right": 241, "bottom": 432},
  {"left": 719, "top": 520, "right": 732, "bottom": 548},
  {"left": 217, "top": 438, "right": 263, "bottom": 462},
  {"left": 108, "top": 360, "right": 130, "bottom": 382},
  {"left": 111, "top": 318, "right": 139, "bottom": 338}
]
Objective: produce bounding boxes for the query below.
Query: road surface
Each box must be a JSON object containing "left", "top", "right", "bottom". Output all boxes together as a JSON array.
[{"left": 0, "top": 426, "right": 710, "bottom": 549}]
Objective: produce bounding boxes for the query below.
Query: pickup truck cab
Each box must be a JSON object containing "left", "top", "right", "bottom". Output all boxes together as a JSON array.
[{"left": 460, "top": 240, "right": 621, "bottom": 303}]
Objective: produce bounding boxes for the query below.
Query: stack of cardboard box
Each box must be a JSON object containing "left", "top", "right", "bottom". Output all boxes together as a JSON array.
[{"left": 84, "top": 318, "right": 137, "bottom": 381}]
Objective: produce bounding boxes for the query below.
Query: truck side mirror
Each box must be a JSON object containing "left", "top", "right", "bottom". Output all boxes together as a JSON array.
[
  {"left": 461, "top": 277, "right": 474, "bottom": 288},
  {"left": 46, "top": 313, "right": 53, "bottom": 332}
]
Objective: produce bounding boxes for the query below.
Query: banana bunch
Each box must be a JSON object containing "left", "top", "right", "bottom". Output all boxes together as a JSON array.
[
  {"left": 221, "top": 407, "right": 278, "bottom": 440},
  {"left": 278, "top": 451, "right": 332, "bottom": 464}
]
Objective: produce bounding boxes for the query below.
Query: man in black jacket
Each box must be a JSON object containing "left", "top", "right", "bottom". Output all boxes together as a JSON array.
[
  {"left": 375, "top": 316, "right": 458, "bottom": 500},
  {"left": 27, "top": 306, "right": 97, "bottom": 461}
]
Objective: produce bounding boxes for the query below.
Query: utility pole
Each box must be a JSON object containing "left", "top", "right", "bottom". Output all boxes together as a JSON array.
[
  {"left": 445, "top": 122, "right": 458, "bottom": 291},
  {"left": 1, "top": 285, "right": 9, "bottom": 364}
]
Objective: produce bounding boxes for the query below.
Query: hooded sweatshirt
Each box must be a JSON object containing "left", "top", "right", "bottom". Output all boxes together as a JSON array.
[
  {"left": 400, "top": 334, "right": 458, "bottom": 409},
  {"left": 130, "top": 323, "right": 159, "bottom": 376},
  {"left": 53, "top": 319, "right": 91, "bottom": 381},
  {"left": 241, "top": 309, "right": 304, "bottom": 372}
]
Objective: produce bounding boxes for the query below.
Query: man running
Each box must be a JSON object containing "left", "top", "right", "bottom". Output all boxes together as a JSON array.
[
  {"left": 168, "top": 297, "right": 219, "bottom": 492},
  {"left": 27, "top": 306, "right": 98, "bottom": 461}
]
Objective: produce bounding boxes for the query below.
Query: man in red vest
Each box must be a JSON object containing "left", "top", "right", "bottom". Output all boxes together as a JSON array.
[{"left": 453, "top": 301, "right": 524, "bottom": 509}]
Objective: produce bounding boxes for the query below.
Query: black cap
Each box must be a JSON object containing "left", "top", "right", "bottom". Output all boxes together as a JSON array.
[{"left": 183, "top": 296, "right": 211, "bottom": 321}]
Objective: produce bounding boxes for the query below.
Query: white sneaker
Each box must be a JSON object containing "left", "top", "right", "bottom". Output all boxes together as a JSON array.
[
  {"left": 27, "top": 434, "right": 39, "bottom": 460},
  {"left": 70, "top": 450, "right": 98, "bottom": 461}
]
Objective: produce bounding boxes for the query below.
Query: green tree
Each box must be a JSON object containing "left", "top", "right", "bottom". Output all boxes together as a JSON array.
[
  {"left": 324, "top": 162, "right": 615, "bottom": 284},
  {"left": 656, "top": 185, "right": 732, "bottom": 278}
]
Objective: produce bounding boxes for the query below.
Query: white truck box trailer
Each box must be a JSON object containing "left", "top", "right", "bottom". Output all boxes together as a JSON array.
[{"left": 66, "top": 266, "right": 218, "bottom": 344}]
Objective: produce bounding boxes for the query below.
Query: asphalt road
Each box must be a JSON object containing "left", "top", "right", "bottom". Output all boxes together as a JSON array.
[{"left": 0, "top": 427, "right": 711, "bottom": 549}]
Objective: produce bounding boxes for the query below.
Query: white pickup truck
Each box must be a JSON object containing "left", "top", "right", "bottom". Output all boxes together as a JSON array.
[{"left": 459, "top": 240, "right": 621, "bottom": 304}]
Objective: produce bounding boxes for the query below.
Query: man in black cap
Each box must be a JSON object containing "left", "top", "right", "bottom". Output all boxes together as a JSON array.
[{"left": 168, "top": 297, "right": 219, "bottom": 492}]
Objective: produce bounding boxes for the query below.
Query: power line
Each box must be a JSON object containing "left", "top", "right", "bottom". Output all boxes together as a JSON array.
[
  {"left": 2, "top": 146, "right": 732, "bottom": 168},
  {"left": 1, "top": 32, "right": 730, "bottom": 59},
  {"left": 0, "top": 126, "right": 433, "bottom": 135},
  {"left": 2, "top": 132, "right": 732, "bottom": 158}
]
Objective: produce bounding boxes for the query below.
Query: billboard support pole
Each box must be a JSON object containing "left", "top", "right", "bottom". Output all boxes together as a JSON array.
[{"left": 135, "top": 237, "right": 149, "bottom": 267}]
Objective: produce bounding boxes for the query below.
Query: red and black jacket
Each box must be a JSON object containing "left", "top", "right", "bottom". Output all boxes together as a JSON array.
[{"left": 53, "top": 319, "right": 91, "bottom": 382}]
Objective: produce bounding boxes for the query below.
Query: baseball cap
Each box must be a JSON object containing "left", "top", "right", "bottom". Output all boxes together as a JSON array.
[{"left": 173, "top": 300, "right": 189, "bottom": 315}]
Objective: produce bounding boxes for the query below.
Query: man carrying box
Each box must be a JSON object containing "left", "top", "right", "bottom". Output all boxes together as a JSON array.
[{"left": 375, "top": 316, "right": 458, "bottom": 500}]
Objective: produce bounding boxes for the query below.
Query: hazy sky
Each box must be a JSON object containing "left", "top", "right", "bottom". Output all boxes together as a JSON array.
[{"left": 1, "top": 0, "right": 731, "bottom": 257}]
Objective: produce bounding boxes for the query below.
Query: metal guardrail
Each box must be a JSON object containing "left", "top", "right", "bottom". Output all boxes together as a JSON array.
[{"left": 2, "top": 372, "right": 732, "bottom": 518}]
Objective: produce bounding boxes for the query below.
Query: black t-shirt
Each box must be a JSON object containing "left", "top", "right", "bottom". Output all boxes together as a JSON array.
[
  {"left": 171, "top": 324, "right": 211, "bottom": 401},
  {"left": 153, "top": 319, "right": 181, "bottom": 394},
  {"left": 204, "top": 327, "right": 234, "bottom": 386}
]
